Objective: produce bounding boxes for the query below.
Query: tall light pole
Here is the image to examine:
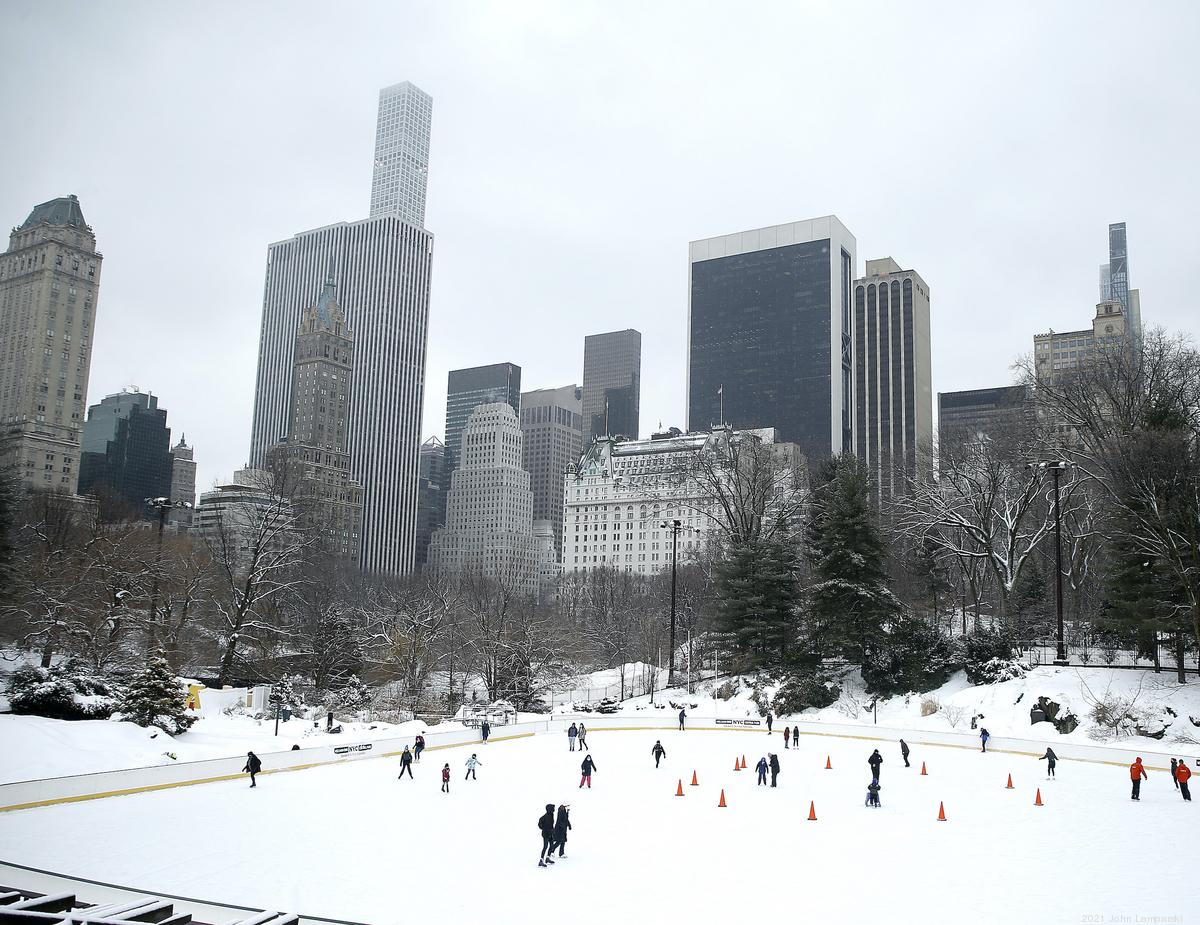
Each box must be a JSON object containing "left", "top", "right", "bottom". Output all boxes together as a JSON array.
[
  {"left": 145, "top": 497, "right": 192, "bottom": 652},
  {"left": 1029, "top": 461, "right": 1071, "bottom": 665},
  {"left": 659, "top": 518, "right": 698, "bottom": 687}
]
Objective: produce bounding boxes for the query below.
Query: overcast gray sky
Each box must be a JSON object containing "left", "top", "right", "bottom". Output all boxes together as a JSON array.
[{"left": 2, "top": 0, "right": 1197, "bottom": 493}]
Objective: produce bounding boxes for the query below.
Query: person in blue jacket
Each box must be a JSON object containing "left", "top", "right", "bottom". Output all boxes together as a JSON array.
[
  {"left": 980, "top": 728, "right": 991, "bottom": 753},
  {"left": 755, "top": 756, "right": 769, "bottom": 786}
]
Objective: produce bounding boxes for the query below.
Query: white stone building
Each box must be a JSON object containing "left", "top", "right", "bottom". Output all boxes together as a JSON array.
[{"left": 428, "top": 403, "right": 537, "bottom": 594}]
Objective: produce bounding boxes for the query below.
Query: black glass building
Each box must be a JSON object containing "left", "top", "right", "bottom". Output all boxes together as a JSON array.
[
  {"left": 582, "top": 329, "right": 641, "bottom": 447},
  {"left": 78, "top": 391, "right": 173, "bottom": 518},
  {"left": 687, "top": 218, "right": 856, "bottom": 461},
  {"left": 444, "top": 363, "right": 521, "bottom": 472}
]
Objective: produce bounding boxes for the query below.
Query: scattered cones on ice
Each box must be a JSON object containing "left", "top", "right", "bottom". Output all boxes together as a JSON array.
[
  {"left": 676, "top": 779, "right": 684, "bottom": 797},
  {"left": 690, "top": 770, "right": 698, "bottom": 786},
  {"left": 718, "top": 788, "right": 727, "bottom": 808},
  {"left": 937, "top": 801, "right": 947, "bottom": 822},
  {"left": 1006, "top": 773, "right": 1014, "bottom": 790},
  {"left": 1035, "top": 788, "right": 1043, "bottom": 807},
  {"left": 807, "top": 801, "right": 817, "bottom": 821}
]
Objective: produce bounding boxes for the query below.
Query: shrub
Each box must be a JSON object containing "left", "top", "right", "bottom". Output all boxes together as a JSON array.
[
  {"left": 920, "top": 696, "right": 940, "bottom": 717},
  {"left": 961, "top": 628, "right": 1015, "bottom": 684},
  {"left": 115, "top": 653, "right": 195, "bottom": 735},
  {"left": 772, "top": 675, "right": 840, "bottom": 715},
  {"left": 6, "top": 663, "right": 121, "bottom": 720},
  {"left": 862, "top": 613, "right": 957, "bottom": 697},
  {"left": 973, "top": 657, "right": 1030, "bottom": 684}
]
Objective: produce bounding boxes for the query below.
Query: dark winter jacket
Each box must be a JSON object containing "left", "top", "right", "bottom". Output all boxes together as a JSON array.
[
  {"left": 1040, "top": 748, "right": 1058, "bottom": 766},
  {"left": 652, "top": 743, "right": 666, "bottom": 759},
  {"left": 400, "top": 749, "right": 413, "bottom": 766},
  {"left": 769, "top": 754, "right": 780, "bottom": 774},
  {"left": 792, "top": 726, "right": 799, "bottom": 741},
  {"left": 568, "top": 724, "right": 578, "bottom": 738},
  {"left": 538, "top": 808, "right": 555, "bottom": 837},
  {"left": 755, "top": 758, "right": 769, "bottom": 775},
  {"left": 554, "top": 807, "right": 571, "bottom": 840},
  {"left": 581, "top": 756, "right": 598, "bottom": 774},
  {"left": 980, "top": 729, "right": 991, "bottom": 741},
  {"left": 414, "top": 735, "right": 425, "bottom": 750},
  {"left": 1171, "top": 759, "right": 1179, "bottom": 780},
  {"left": 868, "top": 751, "right": 883, "bottom": 772},
  {"left": 243, "top": 754, "right": 262, "bottom": 774},
  {"left": 900, "top": 740, "right": 910, "bottom": 758}
]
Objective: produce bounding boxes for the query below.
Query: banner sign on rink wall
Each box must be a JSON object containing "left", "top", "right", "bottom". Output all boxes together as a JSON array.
[
  {"left": 333, "top": 744, "right": 373, "bottom": 756},
  {"left": 715, "top": 718, "right": 762, "bottom": 726}
]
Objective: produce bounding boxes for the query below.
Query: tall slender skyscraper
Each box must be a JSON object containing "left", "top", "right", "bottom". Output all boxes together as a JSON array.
[
  {"left": 1098, "top": 222, "right": 1141, "bottom": 345},
  {"left": 853, "top": 257, "right": 932, "bottom": 495},
  {"left": 581, "top": 329, "right": 641, "bottom": 446},
  {"left": 250, "top": 82, "right": 434, "bottom": 575},
  {"left": 370, "top": 81, "right": 433, "bottom": 225},
  {"left": 520, "top": 384, "right": 582, "bottom": 560},
  {"left": 0, "top": 195, "right": 102, "bottom": 492},
  {"left": 688, "top": 217, "right": 857, "bottom": 461}
]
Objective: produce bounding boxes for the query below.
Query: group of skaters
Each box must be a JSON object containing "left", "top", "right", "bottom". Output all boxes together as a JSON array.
[
  {"left": 395, "top": 733, "right": 486, "bottom": 794},
  {"left": 1131, "top": 756, "right": 1195, "bottom": 801},
  {"left": 565, "top": 722, "right": 590, "bottom": 751},
  {"left": 537, "top": 802, "right": 573, "bottom": 866},
  {"left": 762, "top": 713, "right": 802, "bottom": 749}
]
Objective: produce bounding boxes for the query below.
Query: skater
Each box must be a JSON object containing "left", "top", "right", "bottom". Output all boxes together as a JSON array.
[
  {"left": 783, "top": 727, "right": 791, "bottom": 750},
  {"left": 441, "top": 763, "right": 451, "bottom": 793},
  {"left": 651, "top": 740, "right": 667, "bottom": 768},
  {"left": 538, "top": 803, "right": 556, "bottom": 866},
  {"left": 552, "top": 804, "right": 571, "bottom": 857},
  {"left": 1177, "top": 760, "right": 1192, "bottom": 802},
  {"left": 567, "top": 722, "right": 579, "bottom": 752},
  {"left": 865, "top": 777, "right": 881, "bottom": 808},
  {"left": 243, "top": 751, "right": 262, "bottom": 788},
  {"left": 766, "top": 712, "right": 774, "bottom": 734},
  {"left": 769, "top": 752, "right": 781, "bottom": 788},
  {"left": 1130, "top": 757, "right": 1147, "bottom": 800},
  {"left": 980, "top": 728, "right": 991, "bottom": 753},
  {"left": 678, "top": 708, "right": 686, "bottom": 731},
  {"left": 579, "top": 753, "right": 598, "bottom": 788},
  {"left": 397, "top": 745, "right": 414, "bottom": 779},
  {"left": 414, "top": 733, "right": 426, "bottom": 762},
  {"left": 755, "top": 756, "right": 769, "bottom": 786},
  {"left": 1039, "top": 747, "right": 1058, "bottom": 778},
  {"left": 900, "top": 739, "right": 910, "bottom": 768},
  {"left": 1171, "top": 758, "right": 1180, "bottom": 789},
  {"left": 481, "top": 719, "right": 491, "bottom": 743},
  {"left": 792, "top": 725, "right": 799, "bottom": 747},
  {"left": 465, "top": 753, "right": 482, "bottom": 780},
  {"left": 868, "top": 748, "right": 883, "bottom": 782},
  {"left": 577, "top": 722, "right": 589, "bottom": 750}
]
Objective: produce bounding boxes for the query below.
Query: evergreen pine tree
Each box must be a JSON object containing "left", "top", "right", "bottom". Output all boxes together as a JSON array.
[
  {"left": 804, "top": 455, "right": 900, "bottom": 667},
  {"left": 118, "top": 653, "right": 195, "bottom": 734},
  {"left": 711, "top": 533, "right": 801, "bottom": 673}
]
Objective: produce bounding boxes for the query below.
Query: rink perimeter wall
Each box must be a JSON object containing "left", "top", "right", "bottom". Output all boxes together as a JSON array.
[{"left": 0, "top": 713, "right": 1184, "bottom": 815}]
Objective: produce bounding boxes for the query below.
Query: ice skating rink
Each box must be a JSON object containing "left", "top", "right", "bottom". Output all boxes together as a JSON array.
[{"left": 1, "top": 727, "right": 1195, "bottom": 925}]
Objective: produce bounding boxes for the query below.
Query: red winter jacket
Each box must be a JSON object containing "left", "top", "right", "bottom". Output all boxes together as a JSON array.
[
  {"left": 442, "top": 767, "right": 450, "bottom": 782},
  {"left": 1177, "top": 763, "right": 1192, "bottom": 784},
  {"left": 1130, "top": 760, "right": 1147, "bottom": 781}
]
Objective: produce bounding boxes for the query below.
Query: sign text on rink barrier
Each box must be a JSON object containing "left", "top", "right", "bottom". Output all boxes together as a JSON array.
[
  {"left": 714, "top": 718, "right": 762, "bottom": 726},
  {"left": 333, "top": 743, "right": 374, "bottom": 756}
]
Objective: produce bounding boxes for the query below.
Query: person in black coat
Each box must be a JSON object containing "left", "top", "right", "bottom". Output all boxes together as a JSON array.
[
  {"left": 243, "top": 751, "right": 262, "bottom": 788},
  {"left": 1171, "top": 758, "right": 1179, "bottom": 789},
  {"left": 766, "top": 712, "right": 774, "bottom": 734},
  {"left": 481, "top": 720, "right": 491, "bottom": 743},
  {"left": 899, "top": 739, "right": 910, "bottom": 768},
  {"left": 579, "top": 754, "right": 598, "bottom": 788},
  {"left": 768, "top": 753, "right": 781, "bottom": 787},
  {"left": 538, "top": 804, "right": 556, "bottom": 866},
  {"left": 1040, "top": 747, "right": 1058, "bottom": 778},
  {"left": 651, "top": 740, "right": 667, "bottom": 768},
  {"left": 552, "top": 804, "right": 571, "bottom": 858},
  {"left": 868, "top": 749, "right": 883, "bottom": 782},
  {"left": 397, "top": 745, "right": 414, "bottom": 779},
  {"left": 678, "top": 708, "right": 686, "bottom": 731}
]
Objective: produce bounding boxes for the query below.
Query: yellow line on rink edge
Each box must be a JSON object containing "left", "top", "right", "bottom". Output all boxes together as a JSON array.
[{"left": 0, "top": 725, "right": 1165, "bottom": 814}]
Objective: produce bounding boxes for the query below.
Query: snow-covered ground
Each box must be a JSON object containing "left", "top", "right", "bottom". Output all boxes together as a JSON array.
[{"left": 1, "top": 724, "right": 1196, "bottom": 924}]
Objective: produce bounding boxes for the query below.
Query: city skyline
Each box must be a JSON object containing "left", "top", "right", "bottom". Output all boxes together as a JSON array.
[{"left": 1, "top": 2, "right": 1197, "bottom": 496}]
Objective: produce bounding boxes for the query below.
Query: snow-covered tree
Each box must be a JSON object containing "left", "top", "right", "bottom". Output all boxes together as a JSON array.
[{"left": 117, "top": 652, "right": 195, "bottom": 734}]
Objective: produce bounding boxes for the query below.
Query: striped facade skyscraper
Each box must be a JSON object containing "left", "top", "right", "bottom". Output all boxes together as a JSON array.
[{"left": 249, "top": 82, "right": 435, "bottom": 575}]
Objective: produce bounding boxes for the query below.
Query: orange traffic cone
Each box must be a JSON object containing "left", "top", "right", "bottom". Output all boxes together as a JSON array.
[
  {"left": 807, "top": 800, "right": 817, "bottom": 821},
  {"left": 1006, "top": 773, "right": 1014, "bottom": 790},
  {"left": 718, "top": 788, "right": 727, "bottom": 808},
  {"left": 691, "top": 770, "right": 699, "bottom": 786},
  {"left": 733, "top": 757, "right": 741, "bottom": 771},
  {"left": 920, "top": 761, "right": 927, "bottom": 776},
  {"left": 825, "top": 755, "right": 832, "bottom": 770},
  {"left": 741, "top": 755, "right": 747, "bottom": 769},
  {"left": 676, "top": 779, "right": 684, "bottom": 797},
  {"left": 937, "top": 801, "right": 946, "bottom": 821},
  {"left": 1034, "top": 788, "right": 1043, "bottom": 806}
]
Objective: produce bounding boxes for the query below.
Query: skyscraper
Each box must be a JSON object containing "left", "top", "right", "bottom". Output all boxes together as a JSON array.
[
  {"left": 170, "top": 435, "right": 197, "bottom": 508},
  {"left": 265, "top": 279, "right": 364, "bottom": 564},
  {"left": 370, "top": 81, "right": 433, "bottom": 226},
  {"left": 249, "top": 82, "right": 434, "bottom": 575},
  {"left": 520, "top": 384, "right": 583, "bottom": 561},
  {"left": 582, "top": 330, "right": 641, "bottom": 447},
  {"left": 853, "top": 257, "right": 932, "bottom": 494},
  {"left": 0, "top": 195, "right": 102, "bottom": 492},
  {"left": 937, "top": 386, "right": 1030, "bottom": 450},
  {"left": 428, "top": 403, "right": 537, "bottom": 594},
  {"left": 687, "top": 217, "right": 857, "bottom": 461},
  {"left": 415, "top": 434, "right": 448, "bottom": 568},
  {"left": 1098, "top": 222, "right": 1142, "bottom": 345},
  {"left": 444, "top": 363, "right": 522, "bottom": 472},
  {"left": 78, "top": 390, "right": 173, "bottom": 516}
]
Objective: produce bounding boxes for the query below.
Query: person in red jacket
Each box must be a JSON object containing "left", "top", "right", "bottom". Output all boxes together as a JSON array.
[
  {"left": 441, "top": 763, "right": 450, "bottom": 794},
  {"left": 1175, "top": 759, "right": 1192, "bottom": 802},
  {"left": 1130, "top": 757, "right": 1147, "bottom": 801}
]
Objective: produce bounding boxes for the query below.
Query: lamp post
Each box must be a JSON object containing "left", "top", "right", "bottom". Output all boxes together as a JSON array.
[
  {"left": 1028, "top": 461, "right": 1071, "bottom": 665},
  {"left": 145, "top": 497, "right": 193, "bottom": 652},
  {"left": 660, "top": 519, "right": 682, "bottom": 686}
]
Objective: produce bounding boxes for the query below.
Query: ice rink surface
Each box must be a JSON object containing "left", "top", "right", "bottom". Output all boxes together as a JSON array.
[{"left": 1, "top": 727, "right": 1195, "bottom": 925}]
